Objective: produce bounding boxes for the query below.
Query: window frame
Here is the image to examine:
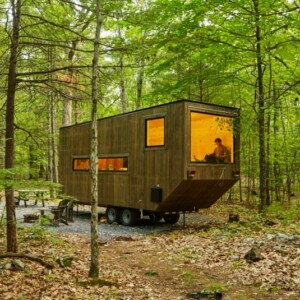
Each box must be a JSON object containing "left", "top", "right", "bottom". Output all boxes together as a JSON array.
[
  {"left": 72, "top": 157, "right": 90, "bottom": 172},
  {"left": 72, "top": 155, "right": 129, "bottom": 173},
  {"left": 144, "top": 114, "right": 166, "bottom": 149},
  {"left": 190, "top": 111, "right": 235, "bottom": 164},
  {"left": 98, "top": 155, "right": 129, "bottom": 172}
]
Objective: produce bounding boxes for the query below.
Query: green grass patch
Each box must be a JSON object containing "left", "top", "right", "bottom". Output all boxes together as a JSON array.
[{"left": 78, "top": 278, "right": 119, "bottom": 288}]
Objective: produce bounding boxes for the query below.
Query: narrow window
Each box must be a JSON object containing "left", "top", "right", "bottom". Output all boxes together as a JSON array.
[
  {"left": 98, "top": 157, "right": 128, "bottom": 171},
  {"left": 73, "top": 158, "right": 90, "bottom": 171},
  {"left": 146, "top": 117, "right": 165, "bottom": 147},
  {"left": 191, "top": 112, "right": 234, "bottom": 164},
  {"left": 73, "top": 157, "right": 128, "bottom": 172}
]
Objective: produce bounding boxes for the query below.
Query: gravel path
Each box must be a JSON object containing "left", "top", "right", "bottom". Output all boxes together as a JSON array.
[{"left": 1, "top": 201, "right": 216, "bottom": 241}]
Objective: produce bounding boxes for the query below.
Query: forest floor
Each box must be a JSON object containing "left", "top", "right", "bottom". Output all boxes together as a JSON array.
[{"left": 0, "top": 200, "right": 299, "bottom": 300}]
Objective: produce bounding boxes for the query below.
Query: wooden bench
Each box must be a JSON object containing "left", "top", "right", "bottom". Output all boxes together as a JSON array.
[{"left": 40, "top": 199, "right": 74, "bottom": 226}]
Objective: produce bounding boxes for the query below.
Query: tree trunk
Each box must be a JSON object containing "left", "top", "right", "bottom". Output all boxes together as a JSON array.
[
  {"left": 117, "top": 15, "right": 126, "bottom": 113},
  {"left": 198, "top": 62, "right": 204, "bottom": 102},
  {"left": 272, "top": 84, "right": 281, "bottom": 201},
  {"left": 136, "top": 55, "right": 144, "bottom": 109},
  {"left": 89, "top": 0, "right": 102, "bottom": 278},
  {"left": 5, "top": 0, "right": 22, "bottom": 253},
  {"left": 119, "top": 56, "right": 126, "bottom": 113},
  {"left": 62, "top": 96, "right": 72, "bottom": 126},
  {"left": 50, "top": 94, "right": 58, "bottom": 183},
  {"left": 253, "top": 0, "right": 267, "bottom": 213},
  {"left": 63, "top": 40, "right": 78, "bottom": 125},
  {"left": 266, "top": 112, "right": 271, "bottom": 206},
  {"left": 47, "top": 47, "right": 58, "bottom": 189}
]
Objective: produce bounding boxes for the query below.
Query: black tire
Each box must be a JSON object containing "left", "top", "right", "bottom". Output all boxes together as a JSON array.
[
  {"left": 120, "top": 208, "right": 138, "bottom": 226},
  {"left": 149, "top": 212, "right": 163, "bottom": 223},
  {"left": 106, "top": 207, "right": 120, "bottom": 224},
  {"left": 163, "top": 214, "right": 180, "bottom": 224}
]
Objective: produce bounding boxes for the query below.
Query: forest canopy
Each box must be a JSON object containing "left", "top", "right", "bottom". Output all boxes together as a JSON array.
[{"left": 0, "top": 0, "right": 299, "bottom": 207}]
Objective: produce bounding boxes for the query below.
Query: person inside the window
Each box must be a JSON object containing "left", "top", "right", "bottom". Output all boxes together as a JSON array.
[
  {"left": 193, "top": 137, "right": 230, "bottom": 163},
  {"left": 212, "top": 138, "right": 230, "bottom": 163}
]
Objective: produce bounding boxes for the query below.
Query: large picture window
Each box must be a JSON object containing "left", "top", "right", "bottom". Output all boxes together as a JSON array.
[
  {"left": 73, "top": 157, "right": 128, "bottom": 172},
  {"left": 191, "top": 112, "right": 234, "bottom": 163},
  {"left": 145, "top": 117, "right": 165, "bottom": 147}
]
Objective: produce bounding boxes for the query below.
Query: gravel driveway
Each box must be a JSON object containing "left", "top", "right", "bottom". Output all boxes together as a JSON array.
[{"left": 1, "top": 201, "right": 216, "bottom": 241}]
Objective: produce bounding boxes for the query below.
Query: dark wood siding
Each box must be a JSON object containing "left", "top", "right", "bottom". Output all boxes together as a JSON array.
[{"left": 59, "top": 100, "right": 240, "bottom": 212}]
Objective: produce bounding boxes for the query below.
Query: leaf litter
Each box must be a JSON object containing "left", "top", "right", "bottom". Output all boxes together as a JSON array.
[{"left": 0, "top": 208, "right": 299, "bottom": 300}]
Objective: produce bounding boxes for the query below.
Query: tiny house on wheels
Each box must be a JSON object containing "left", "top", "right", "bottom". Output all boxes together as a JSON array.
[{"left": 59, "top": 99, "right": 240, "bottom": 226}]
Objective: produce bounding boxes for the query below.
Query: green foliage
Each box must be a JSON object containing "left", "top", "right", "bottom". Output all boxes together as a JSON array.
[
  {"left": 0, "top": 168, "right": 61, "bottom": 191},
  {"left": 199, "top": 202, "right": 300, "bottom": 238},
  {"left": 144, "top": 270, "right": 158, "bottom": 276},
  {"left": 78, "top": 278, "right": 118, "bottom": 288},
  {"left": 56, "top": 254, "right": 74, "bottom": 268},
  {"left": 177, "top": 269, "right": 196, "bottom": 285},
  {"left": 18, "top": 224, "right": 63, "bottom": 246},
  {"left": 0, "top": 0, "right": 299, "bottom": 211},
  {"left": 201, "top": 284, "right": 223, "bottom": 294},
  {"left": 39, "top": 215, "right": 53, "bottom": 226},
  {"left": 265, "top": 201, "right": 300, "bottom": 224}
]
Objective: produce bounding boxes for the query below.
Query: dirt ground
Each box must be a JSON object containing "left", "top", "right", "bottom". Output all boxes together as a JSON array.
[{"left": 0, "top": 205, "right": 299, "bottom": 300}]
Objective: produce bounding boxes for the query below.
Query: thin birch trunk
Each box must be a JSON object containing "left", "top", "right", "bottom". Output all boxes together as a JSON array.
[{"left": 89, "top": 0, "right": 102, "bottom": 278}]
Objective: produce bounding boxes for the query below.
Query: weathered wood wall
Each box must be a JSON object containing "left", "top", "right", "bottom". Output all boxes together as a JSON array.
[{"left": 59, "top": 100, "right": 239, "bottom": 212}]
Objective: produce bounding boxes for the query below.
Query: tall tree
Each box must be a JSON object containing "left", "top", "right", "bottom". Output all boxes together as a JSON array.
[
  {"left": 252, "top": 0, "right": 267, "bottom": 212},
  {"left": 89, "top": 0, "right": 102, "bottom": 278},
  {"left": 5, "top": 0, "right": 22, "bottom": 253},
  {"left": 1, "top": 0, "right": 300, "bottom": 219}
]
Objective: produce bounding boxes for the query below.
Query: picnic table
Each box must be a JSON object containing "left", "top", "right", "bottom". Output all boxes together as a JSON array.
[{"left": 16, "top": 189, "right": 48, "bottom": 207}]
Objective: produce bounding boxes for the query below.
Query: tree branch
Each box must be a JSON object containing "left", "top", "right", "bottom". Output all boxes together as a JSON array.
[{"left": 0, "top": 253, "right": 54, "bottom": 269}]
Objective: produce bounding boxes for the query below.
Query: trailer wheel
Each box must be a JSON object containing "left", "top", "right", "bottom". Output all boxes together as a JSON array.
[
  {"left": 163, "top": 214, "right": 180, "bottom": 224},
  {"left": 149, "top": 212, "right": 162, "bottom": 223},
  {"left": 120, "top": 208, "right": 138, "bottom": 226},
  {"left": 106, "top": 207, "right": 120, "bottom": 224}
]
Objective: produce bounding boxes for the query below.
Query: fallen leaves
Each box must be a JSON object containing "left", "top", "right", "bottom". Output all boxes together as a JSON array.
[{"left": 0, "top": 213, "right": 300, "bottom": 299}]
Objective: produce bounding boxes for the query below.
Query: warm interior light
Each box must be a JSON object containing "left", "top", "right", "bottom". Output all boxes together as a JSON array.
[
  {"left": 191, "top": 112, "right": 234, "bottom": 163},
  {"left": 73, "top": 158, "right": 90, "bottom": 171},
  {"left": 146, "top": 117, "right": 165, "bottom": 147},
  {"left": 73, "top": 157, "right": 128, "bottom": 171}
]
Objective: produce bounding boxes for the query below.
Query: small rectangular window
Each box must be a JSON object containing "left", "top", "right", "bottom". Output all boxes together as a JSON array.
[
  {"left": 146, "top": 117, "right": 165, "bottom": 147},
  {"left": 73, "top": 158, "right": 90, "bottom": 171},
  {"left": 73, "top": 157, "right": 128, "bottom": 172},
  {"left": 98, "top": 157, "right": 128, "bottom": 171}
]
